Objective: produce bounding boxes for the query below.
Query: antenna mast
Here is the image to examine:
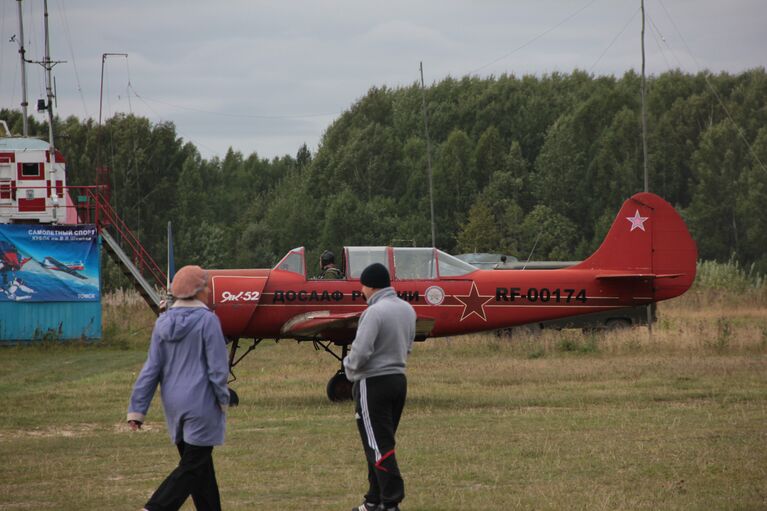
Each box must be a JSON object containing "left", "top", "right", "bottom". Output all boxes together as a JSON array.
[
  {"left": 16, "top": 1, "right": 29, "bottom": 136},
  {"left": 641, "top": 0, "right": 649, "bottom": 193},
  {"left": 26, "top": 0, "right": 65, "bottom": 146},
  {"left": 640, "top": 0, "right": 653, "bottom": 334},
  {"left": 30, "top": 0, "right": 66, "bottom": 221},
  {"left": 99, "top": 53, "right": 129, "bottom": 126},
  {"left": 420, "top": 62, "right": 436, "bottom": 248},
  {"left": 42, "top": 0, "right": 56, "bottom": 148}
]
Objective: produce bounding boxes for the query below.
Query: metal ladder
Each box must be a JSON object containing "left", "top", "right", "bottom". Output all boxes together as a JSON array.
[
  {"left": 100, "top": 229, "right": 163, "bottom": 313},
  {"left": 74, "top": 187, "right": 167, "bottom": 314}
]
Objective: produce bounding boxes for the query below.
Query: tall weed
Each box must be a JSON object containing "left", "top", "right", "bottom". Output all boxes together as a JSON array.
[{"left": 694, "top": 258, "right": 765, "bottom": 291}]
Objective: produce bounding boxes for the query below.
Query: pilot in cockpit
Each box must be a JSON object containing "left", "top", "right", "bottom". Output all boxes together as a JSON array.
[{"left": 318, "top": 250, "right": 344, "bottom": 279}]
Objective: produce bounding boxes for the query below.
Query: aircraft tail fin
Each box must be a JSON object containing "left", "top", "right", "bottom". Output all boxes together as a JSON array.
[{"left": 572, "top": 192, "right": 697, "bottom": 301}]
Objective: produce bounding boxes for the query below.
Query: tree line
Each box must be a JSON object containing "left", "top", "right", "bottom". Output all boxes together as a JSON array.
[{"left": 2, "top": 68, "right": 766, "bottom": 285}]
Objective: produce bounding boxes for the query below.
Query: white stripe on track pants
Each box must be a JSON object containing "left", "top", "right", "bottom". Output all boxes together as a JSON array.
[{"left": 353, "top": 373, "right": 407, "bottom": 508}]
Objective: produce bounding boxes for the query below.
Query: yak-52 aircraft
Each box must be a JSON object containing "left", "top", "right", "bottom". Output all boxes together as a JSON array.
[
  {"left": 195, "top": 192, "right": 696, "bottom": 401},
  {"left": 41, "top": 256, "right": 88, "bottom": 280}
]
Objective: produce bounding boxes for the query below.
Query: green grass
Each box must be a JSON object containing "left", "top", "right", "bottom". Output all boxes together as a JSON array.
[{"left": 1, "top": 295, "right": 767, "bottom": 510}]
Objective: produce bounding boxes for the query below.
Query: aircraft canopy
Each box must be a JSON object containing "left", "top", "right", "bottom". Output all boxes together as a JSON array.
[{"left": 273, "top": 246, "right": 478, "bottom": 279}]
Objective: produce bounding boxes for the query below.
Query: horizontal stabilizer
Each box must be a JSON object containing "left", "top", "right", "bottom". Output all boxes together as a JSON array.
[{"left": 596, "top": 273, "right": 686, "bottom": 280}]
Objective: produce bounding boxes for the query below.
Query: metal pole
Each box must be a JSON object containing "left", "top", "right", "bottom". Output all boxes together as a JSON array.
[
  {"left": 42, "top": 0, "right": 60, "bottom": 222},
  {"left": 28, "top": 0, "right": 65, "bottom": 137},
  {"left": 640, "top": 0, "right": 653, "bottom": 335},
  {"left": 99, "top": 53, "right": 128, "bottom": 126},
  {"left": 97, "top": 52, "right": 127, "bottom": 216},
  {"left": 43, "top": 0, "right": 55, "bottom": 149},
  {"left": 99, "top": 55, "right": 106, "bottom": 126},
  {"left": 641, "top": 0, "right": 649, "bottom": 193},
  {"left": 16, "top": 0, "right": 29, "bottom": 136},
  {"left": 420, "top": 62, "right": 436, "bottom": 248}
]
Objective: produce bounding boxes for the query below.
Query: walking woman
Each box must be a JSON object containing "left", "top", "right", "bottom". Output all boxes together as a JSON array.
[{"left": 127, "top": 265, "right": 230, "bottom": 511}]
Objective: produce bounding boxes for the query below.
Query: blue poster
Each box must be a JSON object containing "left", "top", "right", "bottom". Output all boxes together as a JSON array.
[{"left": 0, "top": 225, "right": 100, "bottom": 302}]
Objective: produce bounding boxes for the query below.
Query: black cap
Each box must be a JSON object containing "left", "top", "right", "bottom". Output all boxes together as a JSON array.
[{"left": 360, "top": 263, "right": 390, "bottom": 289}]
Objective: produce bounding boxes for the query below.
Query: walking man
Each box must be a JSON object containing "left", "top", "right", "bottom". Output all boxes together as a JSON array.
[
  {"left": 343, "top": 262, "right": 417, "bottom": 511},
  {"left": 127, "top": 265, "right": 230, "bottom": 511}
]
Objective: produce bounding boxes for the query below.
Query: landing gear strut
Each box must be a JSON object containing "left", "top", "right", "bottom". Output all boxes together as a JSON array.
[
  {"left": 226, "top": 337, "right": 260, "bottom": 407},
  {"left": 227, "top": 337, "right": 262, "bottom": 383},
  {"left": 227, "top": 337, "right": 354, "bottom": 402}
]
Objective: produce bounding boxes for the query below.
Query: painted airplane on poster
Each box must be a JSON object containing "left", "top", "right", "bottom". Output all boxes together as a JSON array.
[
  {"left": 41, "top": 256, "right": 87, "bottom": 280},
  {"left": 191, "top": 192, "right": 696, "bottom": 400}
]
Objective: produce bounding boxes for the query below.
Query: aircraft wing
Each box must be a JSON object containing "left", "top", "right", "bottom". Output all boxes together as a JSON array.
[
  {"left": 55, "top": 266, "right": 88, "bottom": 280},
  {"left": 281, "top": 311, "right": 362, "bottom": 339},
  {"left": 281, "top": 310, "right": 435, "bottom": 341}
]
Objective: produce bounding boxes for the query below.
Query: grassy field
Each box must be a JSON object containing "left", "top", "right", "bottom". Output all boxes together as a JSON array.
[{"left": 1, "top": 290, "right": 766, "bottom": 510}]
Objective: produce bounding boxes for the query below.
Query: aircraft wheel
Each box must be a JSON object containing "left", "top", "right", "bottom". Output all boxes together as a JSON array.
[
  {"left": 228, "top": 387, "right": 239, "bottom": 407},
  {"left": 326, "top": 371, "right": 353, "bottom": 402}
]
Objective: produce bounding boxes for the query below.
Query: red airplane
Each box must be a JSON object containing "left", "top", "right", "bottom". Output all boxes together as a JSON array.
[
  {"left": 201, "top": 192, "right": 696, "bottom": 401},
  {"left": 41, "top": 257, "right": 88, "bottom": 279}
]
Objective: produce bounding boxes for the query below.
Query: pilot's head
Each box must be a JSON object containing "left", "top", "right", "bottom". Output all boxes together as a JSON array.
[{"left": 320, "top": 250, "right": 335, "bottom": 267}]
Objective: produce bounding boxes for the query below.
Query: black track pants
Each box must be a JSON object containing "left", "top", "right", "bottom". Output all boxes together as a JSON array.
[
  {"left": 353, "top": 373, "right": 407, "bottom": 508},
  {"left": 145, "top": 441, "right": 221, "bottom": 511}
]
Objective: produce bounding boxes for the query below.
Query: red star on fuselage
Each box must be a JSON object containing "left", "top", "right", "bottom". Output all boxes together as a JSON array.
[{"left": 454, "top": 281, "right": 493, "bottom": 321}]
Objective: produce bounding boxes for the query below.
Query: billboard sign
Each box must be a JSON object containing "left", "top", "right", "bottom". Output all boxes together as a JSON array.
[{"left": 0, "top": 224, "right": 100, "bottom": 302}]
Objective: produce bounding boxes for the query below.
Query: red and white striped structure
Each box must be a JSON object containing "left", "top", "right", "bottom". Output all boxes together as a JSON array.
[{"left": 0, "top": 132, "right": 74, "bottom": 224}]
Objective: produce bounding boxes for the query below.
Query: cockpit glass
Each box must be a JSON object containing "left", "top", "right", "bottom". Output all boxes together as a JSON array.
[
  {"left": 346, "top": 247, "right": 389, "bottom": 279},
  {"left": 275, "top": 247, "right": 305, "bottom": 275},
  {"left": 437, "top": 250, "right": 478, "bottom": 277},
  {"left": 394, "top": 248, "right": 436, "bottom": 280}
]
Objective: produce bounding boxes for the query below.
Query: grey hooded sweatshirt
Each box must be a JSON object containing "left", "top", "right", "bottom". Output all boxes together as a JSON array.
[
  {"left": 127, "top": 301, "right": 229, "bottom": 446},
  {"left": 343, "top": 287, "right": 417, "bottom": 382}
]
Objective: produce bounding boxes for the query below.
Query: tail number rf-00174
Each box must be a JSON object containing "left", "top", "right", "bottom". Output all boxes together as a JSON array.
[{"left": 495, "top": 287, "right": 587, "bottom": 303}]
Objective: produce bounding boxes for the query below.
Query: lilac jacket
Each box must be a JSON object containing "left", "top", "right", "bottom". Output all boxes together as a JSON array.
[{"left": 127, "top": 301, "right": 229, "bottom": 446}]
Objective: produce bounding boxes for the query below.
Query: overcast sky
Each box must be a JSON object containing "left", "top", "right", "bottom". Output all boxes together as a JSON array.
[{"left": 1, "top": 0, "right": 765, "bottom": 160}]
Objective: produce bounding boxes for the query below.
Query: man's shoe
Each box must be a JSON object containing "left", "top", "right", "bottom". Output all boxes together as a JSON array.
[{"left": 352, "top": 502, "right": 381, "bottom": 511}]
